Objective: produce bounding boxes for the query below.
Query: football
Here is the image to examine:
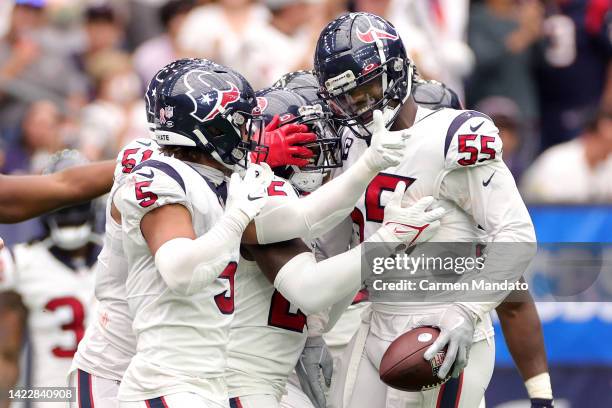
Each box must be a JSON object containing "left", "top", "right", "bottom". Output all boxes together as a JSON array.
[{"left": 379, "top": 326, "right": 451, "bottom": 392}]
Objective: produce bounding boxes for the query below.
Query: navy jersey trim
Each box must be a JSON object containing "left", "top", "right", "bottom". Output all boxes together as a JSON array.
[
  {"left": 77, "top": 369, "right": 94, "bottom": 408},
  {"left": 132, "top": 160, "right": 186, "bottom": 193},
  {"left": 436, "top": 372, "right": 463, "bottom": 408},
  {"left": 444, "top": 111, "right": 491, "bottom": 157}
]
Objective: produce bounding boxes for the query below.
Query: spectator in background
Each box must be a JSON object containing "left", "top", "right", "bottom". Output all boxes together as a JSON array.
[
  {"left": 377, "top": 0, "right": 474, "bottom": 97},
  {"left": 535, "top": 0, "right": 611, "bottom": 151},
  {"left": 240, "top": 0, "right": 324, "bottom": 88},
  {"left": 0, "top": 0, "right": 86, "bottom": 133},
  {"left": 521, "top": 110, "right": 612, "bottom": 202},
  {"left": 79, "top": 51, "right": 147, "bottom": 161},
  {"left": 466, "top": 0, "right": 543, "bottom": 163},
  {"left": 476, "top": 96, "right": 526, "bottom": 180},
  {"left": 1, "top": 100, "right": 64, "bottom": 175},
  {"left": 466, "top": 0, "right": 543, "bottom": 124},
  {"left": 0, "top": 290, "right": 28, "bottom": 408},
  {"left": 178, "top": 0, "right": 270, "bottom": 87},
  {"left": 75, "top": 4, "right": 125, "bottom": 96},
  {"left": 133, "top": 0, "right": 195, "bottom": 85}
]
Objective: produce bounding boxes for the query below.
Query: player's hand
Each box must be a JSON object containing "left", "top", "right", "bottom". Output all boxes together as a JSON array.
[
  {"left": 377, "top": 182, "right": 446, "bottom": 246},
  {"left": 531, "top": 398, "right": 554, "bottom": 408},
  {"left": 362, "top": 110, "right": 410, "bottom": 171},
  {"left": 252, "top": 114, "right": 317, "bottom": 168},
  {"left": 421, "top": 304, "right": 477, "bottom": 379},
  {"left": 295, "top": 336, "right": 333, "bottom": 408},
  {"left": 226, "top": 163, "right": 272, "bottom": 221}
]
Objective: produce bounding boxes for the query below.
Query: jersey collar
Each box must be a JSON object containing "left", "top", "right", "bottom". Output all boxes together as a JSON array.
[{"left": 185, "top": 161, "right": 226, "bottom": 186}]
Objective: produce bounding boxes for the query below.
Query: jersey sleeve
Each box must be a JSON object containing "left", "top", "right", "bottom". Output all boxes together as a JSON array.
[
  {"left": 439, "top": 159, "right": 535, "bottom": 243},
  {"left": 113, "top": 138, "right": 160, "bottom": 182},
  {"left": 116, "top": 162, "right": 195, "bottom": 235},
  {"left": 0, "top": 247, "right": 16, "bottom": 290},
  {"left": 438, "top": 160, "right": 537, "bottom": 318},
  {"left": 443, "top": 111, "right": 503, "bottom": 171}
]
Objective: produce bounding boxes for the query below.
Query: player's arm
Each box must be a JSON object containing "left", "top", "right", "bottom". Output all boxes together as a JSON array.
[
  {"left": 424, "top": 114, "right": 537, "bottom": 379},
  {"left": 438, "top": 115, "right": 537, "bottom": 319},
  {"left": 246, "top": 185, "right": 444, "bottom": 315},
  {"left": 0, "top": 160, "right": 114, "bottom": 223},
  {"left": 496, "top": 288, "right": 553, "bottom": 404},
  {"left": 241, "top": 110, "right": 410, "bottom": 245},
  {"left": 118, "top": 165, "right": 268, "bottom": 296}
]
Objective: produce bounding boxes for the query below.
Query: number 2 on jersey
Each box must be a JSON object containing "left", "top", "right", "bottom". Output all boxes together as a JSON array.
[{"left": 268, "top": 290, "right": 306, "bottom": 332}]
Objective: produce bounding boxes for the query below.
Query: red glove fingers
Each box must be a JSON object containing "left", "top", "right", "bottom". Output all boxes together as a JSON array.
[
  {"left": 264, "top": 114, "right": 281, "bottom": 132},
  {"left": 288, "top": 146, "right": 315, "bottom": 158},
  {"left": 284, "top": 131, "right": 317, "bottom": 145}
]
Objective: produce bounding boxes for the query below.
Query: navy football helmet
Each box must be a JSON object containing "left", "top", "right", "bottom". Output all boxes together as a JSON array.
[
  {"left": 412, "top": 79, "right": 463, "bottom": 110},
  {"left": 314, "top": 12, "right": 414, "bottom": 138},
  {"left": 154, "top": 61, "right": 264, "bottom": 169},
  {"left": 273, "top": 70, "right": 320, "bottom": 105},
  {"left": 144, "top": 58, "right": 200, "bottom": 132},
  {"left": 41, "top": 150, "right": 97, "bottom": 250},
  {"left": 255, "top": 87, "right": 341, "bottom": 192}
]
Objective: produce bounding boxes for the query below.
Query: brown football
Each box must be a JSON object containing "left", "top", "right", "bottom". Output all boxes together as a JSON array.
[{"left": 379, "top": 326, "right": 451, "bottom": 392}]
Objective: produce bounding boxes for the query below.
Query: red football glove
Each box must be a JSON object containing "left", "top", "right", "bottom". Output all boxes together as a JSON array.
[{"left": 252, "top": 115, "right": 317, "bottom": 168}]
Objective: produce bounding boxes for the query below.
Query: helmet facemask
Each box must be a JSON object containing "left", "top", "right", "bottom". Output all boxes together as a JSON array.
[
  {"left": 43, "top": 203, "right": 95, "bottom": 251},
  {"left": 321, "top": 57, "right": 412, "bottom": 139},
  {"left": 198, "top": 108, "right": 267, "bottom": 170},
  {"left": 269, "top": 103, "right": 342, "bottom": 193}
]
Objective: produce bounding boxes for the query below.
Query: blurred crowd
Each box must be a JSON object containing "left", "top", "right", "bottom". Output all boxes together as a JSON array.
[{"left": 0, "top": 0, "right": 610, "bottom": 205}]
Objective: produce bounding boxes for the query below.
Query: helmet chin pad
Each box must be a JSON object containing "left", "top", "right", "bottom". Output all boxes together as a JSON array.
[{"left": 48, "top": 221, "right": 93, "bottom": 250}]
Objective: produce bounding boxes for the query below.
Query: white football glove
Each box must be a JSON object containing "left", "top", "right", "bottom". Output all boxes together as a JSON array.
[
  {"left": 295, "top": 336, "right": 333, "bottom": 408},
  {"left": 226, "top": 162, "right": 272, "bottom": 222},
  {"left": 420, "top": 304, "right": 477, "bottom": 379},
  {"left": 362, "top": 110, "right": 410, "bottom": 171},
  {"left": 374, "top": 182, "right": 446, "bottom": 246}
]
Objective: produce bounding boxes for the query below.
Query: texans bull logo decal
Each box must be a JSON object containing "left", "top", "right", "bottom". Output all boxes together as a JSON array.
[
  {"left": 183, "top": 70, "right": 240, "bottom": 122},
  {"left": 254, "top": 96, "right": 268, "bottom": 114},
  {"left": 356, "top": 22, "right": 399, "bottom": 43}
]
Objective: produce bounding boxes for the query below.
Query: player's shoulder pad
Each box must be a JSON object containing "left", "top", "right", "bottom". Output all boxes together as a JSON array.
[
  {"left": 117, "top": 156, "right": 191, "bottom": 216},
  {"left": 267, "top": 176, "right": 299, "bottom": 199},
  {"left": 113, "top": 138, "right": 161, "bottom": 181},
  {"left": 443, "top": 110, "right": 503, "bottom": 170}
]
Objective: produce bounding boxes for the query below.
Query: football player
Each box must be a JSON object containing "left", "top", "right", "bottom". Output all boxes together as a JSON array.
[
  {"left": 69, "top": 58, "right": 195, "bottom": 408},
  {"left": 225, "top": 84, "right": 446, "bottom": 408},
  {"left": 0, "top": 150, "right": 100, "bottom": 408},
  {"left": 309, "top": 12, "right": 537, "bottom": 408},
  {"left": 114, "top": 62, "right": 270, "bottom": 408}
]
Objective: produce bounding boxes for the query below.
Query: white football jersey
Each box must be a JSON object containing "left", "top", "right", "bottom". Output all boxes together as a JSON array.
[
  {"left": 116, "top": 155, "right": 237, "bottom": 402},
  {"left": 8, "top": 241, "right": 97, "bottom": 407},
  {"left": 72, "top": 138, "right": 161, "bottom": 381},
  {"left": 226, "top": 177, "right": 308, "bottom": 400},
  {"left": 333, "top": 106, "right": 533, "bottom": 342}
]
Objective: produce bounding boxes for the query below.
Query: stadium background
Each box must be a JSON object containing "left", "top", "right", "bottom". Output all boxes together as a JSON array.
[{"left": 0, "top": 0, "right": 610, "bottom": 406}]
